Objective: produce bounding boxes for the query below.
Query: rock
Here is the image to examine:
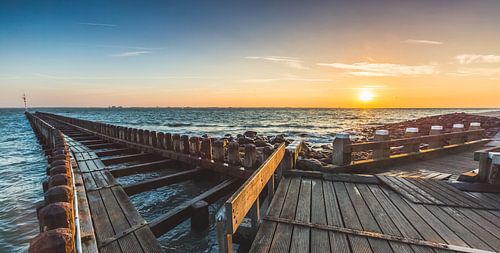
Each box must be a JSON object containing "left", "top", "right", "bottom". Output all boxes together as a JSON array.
[
  {"left": 224, "top": 134, "right": 232, "bottom": 137},
  {"left": 255, "top": 139, "right": 268, "bottom": 147},
  {"left": 271, "top": 134, "right": 285, "bottom": 144},
  {"left": 201, "top": 134, "right": 208, "bottom": 138},
  {"left": 244, "top": 131, "right": 257, "bottom": 138},
  {"left": 237, "top": 136, "right": 255, "bottom": 145},
  {"left": 296, "top": 159, "right": 323, "bottom": 171},
  {"left": 321, "top": 144, "right": 332, "bottom": 150}
]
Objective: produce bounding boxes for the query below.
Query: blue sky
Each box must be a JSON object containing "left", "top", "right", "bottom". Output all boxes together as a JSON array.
[{"left": 1, "top": 0, "right": 499, "bottom": 107}]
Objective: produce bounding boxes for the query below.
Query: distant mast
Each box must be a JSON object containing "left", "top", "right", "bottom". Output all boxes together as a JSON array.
[{"left": 22, "top": 93, "right": 27, "bottom": 111}]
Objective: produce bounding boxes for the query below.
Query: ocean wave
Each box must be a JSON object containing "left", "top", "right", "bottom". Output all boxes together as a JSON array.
[{"left": 161, "top": 122, "right": 193, "bottom": 127}]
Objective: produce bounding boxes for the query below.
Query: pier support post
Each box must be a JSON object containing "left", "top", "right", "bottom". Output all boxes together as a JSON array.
[
  {"left": 428, "top": 125, "right": 444, "bottom": 148},
  {"left": 157, "top": 132, "right": 164, "bottom": 149},
  {"left": 373, "top": 130, "right": 390, "bottom": 159},
  {"left": 143, "top": 130, "right": 150, "bottom": 146},
  {"left": 403, "top": 128, "right": 419, "bottom": 153},
  {"left": 191, "top": 200, "right": 209, "bottom": 231},
  {"left": 332, "top": 133, "right": 351, "bottom": 166},
  {"left": 131, "top": 129, "right": 138, "bottom": 143},
  {"left": 150, "top": 131, "right": 157, "bottom": 147},
  {"left": 213, "top": 140, "right": 225, "bottom": 162},
  {"left": 181, "top": 135, "right": 190, "bottom": 154},
  {"left": 164, "top": 133, "right": 173, "bottom": 150},
  {"left": 189, "top": 137, "right": 201, "bottom": 156},
  {"left": 450, "top": 124, "right": 465, "bottom": 145},
  {"left": 172, "top": 134, "right": 181, "bottom": 152},
  {"left": 201, "top": 138, "right": 212, "bottom": 160},
  {"left": 138, "top": 129, "right": 144, "bottom": 144},
  {"left": 468, "top": 122, "right": 482, "bottom": 141},
  {"left": 243, "top": 144, "right": 257, "bottom": 169},
  {"left": 228, "top": 142, "right": 241, "bottom": 166}
]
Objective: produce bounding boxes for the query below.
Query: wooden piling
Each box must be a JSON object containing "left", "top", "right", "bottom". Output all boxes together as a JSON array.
[
  {"left": 403, "top": 128, "right": 419, "bottom": 153},
  {"left": 172, "top": 134, "right": 181, "bottom": 152},
  {"left": 164, "top": 133, "right": 173, "bottom": 150},
  {"left": 157, "top": 132, "right": 165, "bottom": 149},
  {"left": 181, "top": 135, "right": 190, "bottom": 154},
  {"left": 191, "top": 200, "right": 209, "bottom": 231},
  {"left": 243, "top": 144, "right": 257, "bottom": 169},
  {"left": 450, "top": 124, "right": 465, "bottom": 144},
  {"left": 373, "top": 130, "right": 390, "bottom": 159},
  {"left": 228, "top": 142, "right": 240, "bottom": 166},
  {"left": 213, "top": 140, "right": 225, "bottom": 162},
  {"left": 332, "top": 133, "right": 351, "bottom": 166},
  {"left": 201, "top": 138, "right": 212, "bottom": 160},
  {"left": 189, "top": 137, "right": 201, "bottom": 156},
  {"left": 144, "top": 130, "right": 150, "bottom": 146},
  {"left": 150, "top": 131, "right": 158, "bottom": 147},
  {"left": 468, "top": 122, "right": 481, "bottom": 141},
  {"left": 428, "top": 125, "right": 444, "bottom": 148}
]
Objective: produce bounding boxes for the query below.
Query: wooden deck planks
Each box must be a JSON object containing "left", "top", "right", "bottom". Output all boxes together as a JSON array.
[
  {"left": 268, "top": 177, "right": 301, "bottom": 253},
  {"left": 68, "top": 136, "right": 162, "bottom": 253},
  {"left": 289, "top": 178, "right": 311, "bottom": 253},
  {"left": 250, "top": 177, "right": 291, "bottom": 253}
]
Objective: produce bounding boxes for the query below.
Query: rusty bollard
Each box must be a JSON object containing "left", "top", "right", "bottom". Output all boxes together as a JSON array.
[
  {"left": 38, "top": 202, "right": 74, "bottom": 231},
  {"left": 29, "top": 228, "right": 74, "bottom": 253}
]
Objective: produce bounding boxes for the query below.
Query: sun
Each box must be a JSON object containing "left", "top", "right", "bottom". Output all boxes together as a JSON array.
[{"left": 358, "top": 90, "right": 375, "bottom": 102}]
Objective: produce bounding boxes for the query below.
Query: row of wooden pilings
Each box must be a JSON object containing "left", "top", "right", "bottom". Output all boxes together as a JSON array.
[
  {"left": 26, "top": 112, "right": 79, "bottom": 253},
  {"left": 332, "top": 122, "right": 484, "bottom": 166},
  {"left": 37, "top": 112, "right": 282, "bottom": 170}
]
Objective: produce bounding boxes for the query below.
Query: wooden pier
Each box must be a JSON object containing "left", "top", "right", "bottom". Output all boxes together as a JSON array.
[{"left": 26, "top": 112, "right": 500, "bottom": 253}]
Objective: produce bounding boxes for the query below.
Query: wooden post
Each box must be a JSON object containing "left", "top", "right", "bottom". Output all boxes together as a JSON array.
[
  {"left": 143, "top": 130, "right": 150, "bottom": 146},
  {"left": 403, "top": 128, "right": 419, "bottom": 153},
  {"left": 172, "top": 134, "right": 181, "bottom": 152},
  {"left": 189, "top": 137, "right": 201, "bottom": 156},
  {"left": 488, "top": 153, "right": 500, "bottom": 184},
  {"left": 216, "top": 207, "right": 232, "bottom": 253},
  {"left": 181, "top": 135, "right": 190, "bottom": 154},
  {"left": 201, "top": 138, "right": 212, "bottom": 160},
  {"left": 157, "top": 132, "right": 165, "bottom": 149},
  {"left": 263, "top": 147, "right": 275, "bottom": 204},
  {"left": 249, "top": 198, "right": 260, "bottom": 235},
  {"left": 150, "top": 131, "right": 157, "bottom": 147},
  {"left": 468, "top": 122, "right": 481, "bottom": 141},
  {"left": 332, "top": 133, "right": 352, "bottom": 166},
  {"left": 373, "top": 130, "right": 390, "bottom": 159},
  {"left": 428, "top": 125, "right": 443, "bottom": 148},
  {"left": 213, "top": 140, "right": 225, "bottom": 162},
  {"left": 131, "top": 128, "right": 137, "bottom": 143},
  {"left": 165, "top": 133, "right": 173, "bottom": 150},
  {"left": 138, "top": 129, "right": 144, "bottom": 144},
  {"left": 450, "top": 124, "right": 465, "bottom": 145},
  {"left": 228, "top": 142, "right": 240, "bottom": 166},
  {"left": 191, "top": 200, "right": 209, "bottom": 231},
  {"left": 478, "top": 152, "right": 492, "bottom": 182},
  {"left": 243, "top": 144, "right": 257, "bottom": 169}
]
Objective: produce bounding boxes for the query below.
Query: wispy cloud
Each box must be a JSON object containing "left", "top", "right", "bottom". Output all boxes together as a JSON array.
[
  {"left": 245, "top": 56, "right": 308, "bottom": 69},
  {"left": 455, "top": 54, "right": 500, "bottom": 64},
  {"left": 77, "top": 22, "right": 117, "bottom": 27},
  {"left": 240, "top": 77, "right": 331, "bottom": 83},
  {"left": 317, "top": 62, "right": 438, "bottom": 77},
  {"left": 403, "top": 39, "right": 443, "bottom": 45},
  {"left": 111, "top": 51, "right": 151, "bottom": 57},
  {"left": 449, "top": 67, "right": 500, "bottom": 77},
  {"left": 32, "top": 73, "right": 222, "bottom": 80}
]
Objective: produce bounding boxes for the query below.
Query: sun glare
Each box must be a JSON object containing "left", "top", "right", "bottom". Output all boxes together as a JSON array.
[{"left": 358, "top": 90, "right": 375, "bottom": 102}]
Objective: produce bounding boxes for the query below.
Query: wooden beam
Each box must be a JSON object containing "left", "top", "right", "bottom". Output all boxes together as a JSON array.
[
  {"left": 110, "top": 159, "right": 174, "bottom": 177},
  {"left": 86, "top": 143, "right": 121, "bottom": 150},
  {"left": 101, "top": 153, "right": 155, "bottom": 165},
  {"left": 78, "top": 140, "right": 107, "bottom": 145},
  {"left": 123, "top": 168, "right": 203, "bottom": 195},
  {"left": 150, "top": 179, "right": 240, "bottom": 237},
  {"left": 95, "top": 148, "right": 136, "bottom": 157},
  {"left": 225, "top": 143, "right": 285, "bottom": 234}
]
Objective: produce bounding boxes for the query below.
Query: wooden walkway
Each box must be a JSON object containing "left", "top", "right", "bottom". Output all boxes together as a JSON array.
[
  {"left": 251, "top": 174, "right": 500, "bottom": 253},
  {"left": 66, "top": 134, "right": 163, "bottom": 253},
  {"left": 376, "top": 150, "right": 478, "bottom": 179}
]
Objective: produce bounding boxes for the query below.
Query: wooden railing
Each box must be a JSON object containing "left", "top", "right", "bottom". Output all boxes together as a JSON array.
[
  {"left": 474, "top": 146, "right": 500, "bottom": 184},
  {"left": 217, "top": 143, "right": 285, "bottom": 253},
  {"left": 331, "top": 125, "right": 485, "bottom": 167},
  {"left": 26, "top": 112, "right": 81, "bottom": 253}
]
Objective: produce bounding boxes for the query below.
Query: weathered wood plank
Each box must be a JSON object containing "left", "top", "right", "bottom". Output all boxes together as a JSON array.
[
  {"left": 322, "top": 180, "right": 351, "bottom": 253},
  {"left": 110, "top": 159, "right": 174, "bottom": 177},
  {"left": 250, "top": 177, "right": 291, "bottom": 253},
  {"left": 310, "top": 178, "right": 330, "bottom": 253},
  {"left": 226, "top": 143, "right": 285, "bottom": 234},
  {"left": 290, "top": 178, "right": 311, "bottom": 253},
  {"left": 333, "top": 181, "right": 372, "bottom": 253}
]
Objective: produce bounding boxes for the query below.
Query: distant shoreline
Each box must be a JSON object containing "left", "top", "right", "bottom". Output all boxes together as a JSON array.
[{"left": 1, "top": 107, "right": 499, "bottom": 110}]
